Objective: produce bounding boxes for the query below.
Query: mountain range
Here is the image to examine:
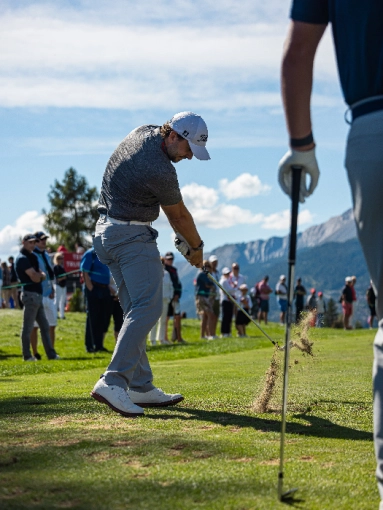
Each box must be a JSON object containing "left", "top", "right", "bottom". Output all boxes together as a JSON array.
[{"left": 176, "top": 209, "right": 371, "bottom": 325}]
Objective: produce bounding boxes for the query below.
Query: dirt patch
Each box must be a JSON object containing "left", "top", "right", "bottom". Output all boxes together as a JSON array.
[{"left": 260, "top": 458, "right": 279, "bottom": 466}]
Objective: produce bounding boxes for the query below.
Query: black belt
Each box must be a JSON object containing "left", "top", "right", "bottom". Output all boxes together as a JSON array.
[
  {"left": 92, "top": 281, "right": 109, "bottom": 288},
  {"left": 352, "top": 98, "right": 383, "bottom": 121}
]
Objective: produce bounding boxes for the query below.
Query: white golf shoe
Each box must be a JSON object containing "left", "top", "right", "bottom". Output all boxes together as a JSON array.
[
  {"left": 91, "top": 379, "right": 144, "bottom": 418},
  {"left": 128, "top": 387, "right": 184, "bottom": 407}
]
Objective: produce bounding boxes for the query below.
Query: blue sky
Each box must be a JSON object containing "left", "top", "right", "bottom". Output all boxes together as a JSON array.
[{"left": 0, "top": 0, "right": 352, "bottom": 260}]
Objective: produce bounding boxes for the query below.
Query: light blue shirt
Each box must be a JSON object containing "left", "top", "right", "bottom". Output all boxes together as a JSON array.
[{"left": 34, "top": 249, "right": 54, "bottom": 297}]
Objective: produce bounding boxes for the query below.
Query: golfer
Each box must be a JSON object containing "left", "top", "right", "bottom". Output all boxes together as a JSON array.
[
  {"left": 91, "top": 112, "right": 209, "bottom": 417},
  {"left": 278, "top": 2, "right": 383, "bottom": 506}
]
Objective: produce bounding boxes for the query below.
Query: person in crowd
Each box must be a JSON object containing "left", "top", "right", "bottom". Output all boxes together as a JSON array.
[
  {"left": 164, "top": 252, "right": 184, "bottom": 343},
  {"left": 53, "top": 253, "right": 67, "bottom": 320},
  {"left": 341, "top": 277, "right": 354, "bottom": 330},
  {"left": 8, "top": 256, "right": 20, "bottom": 309},
  {"left": 350, "top": 275, "right": 358, "bottom": 328},
  {"left": 256, "top": 275, "right": 273, "bottom": 325},
  {"left": 81, "top": 247, "right": 111, "bottom": 353},
  {"left": 219, "top": 267, "right": 236, "bottom": 338},
  {"left": 31, "top": 231, "right": 57, "bottom": 358},
  {"left": 228, "top": 263, "right": 246, "bottom": 299},
  {"left": 57, "top": 244, "right": 68, "bottom": 253},
  {"left": 306, "top": 288, "right": 317, "bottom": 311},
  {"left": 15, "top": 234, "right": 59, "bottom": 361},
  {"left": 195, "top": 261, "right": 215, "bottom": 339},
  {"left": 1, "top": 261, "right": 12, "bottom": 308},
  {"left": 306, "top": 288, "right": 317, "bottom": 327},
  {"left": 75, "top": 243, "right": 85, "bottom": 254},
  {"left": 275, "top": 275, "right": 288, "bottom": 325},
  {"left": 316, "top": 292, "right": 326, "bottom": 328},
  {"left": 294, "top": 277, "right": 306, "bottom": 323},
  {"left": 208, "top": 254, "right": 220, "bottom": 339},
  {"left": 249, "top": 283, "right": 260, "bottom": 319},
  {"left": 149, "top": 257, "right": 173, "bottom": 346},
  {"left": 236, "top": 284, "right": 252, "bottom": 338},
  {"left": 367, "top": 281, "right": 377, "bottom": 330}
]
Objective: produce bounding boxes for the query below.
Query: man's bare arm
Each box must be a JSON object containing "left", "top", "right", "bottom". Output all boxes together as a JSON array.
[
  {"left": 282, "top": 20, "right": 327, "bottom": 150},
  {"left": 161, "top": 200, "right": 203, "bottom": 267},
  {"left": 162, "top": 201, "right": 202, "bottom": 247}
]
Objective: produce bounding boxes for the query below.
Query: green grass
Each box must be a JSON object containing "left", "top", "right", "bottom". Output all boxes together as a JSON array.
[{"left": 0, "top": 310, "right": 378, "bottom": 509}]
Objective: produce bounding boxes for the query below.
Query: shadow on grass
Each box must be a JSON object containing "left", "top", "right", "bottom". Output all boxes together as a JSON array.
[
  {"left": 0, "top": 396, "right": 372, "bottom": 442},
  {"left": 147, "top": 406, "right": 372, "bottom": 441}
]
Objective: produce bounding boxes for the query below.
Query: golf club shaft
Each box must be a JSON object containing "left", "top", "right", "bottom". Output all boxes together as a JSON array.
[
  {"left": 278, "top": 165, "right": 302, "bottom": 501},
  {"left": 204, "top": 270, "right": 278, "bottom": 347}
]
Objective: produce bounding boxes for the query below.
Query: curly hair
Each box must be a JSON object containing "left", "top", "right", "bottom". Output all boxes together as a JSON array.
[{"left": 160, "top": 122, "right": 184, "bottom": 140}]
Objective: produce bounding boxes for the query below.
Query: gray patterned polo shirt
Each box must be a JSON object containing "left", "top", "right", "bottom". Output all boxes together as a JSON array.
[{"left": 98, "top": 125, "right": 182, "bottom": 222}]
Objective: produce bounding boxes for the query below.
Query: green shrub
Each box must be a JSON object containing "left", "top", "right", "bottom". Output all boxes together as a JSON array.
[{"left": 68, "top": 288, "right": 84, "bottom": 312}]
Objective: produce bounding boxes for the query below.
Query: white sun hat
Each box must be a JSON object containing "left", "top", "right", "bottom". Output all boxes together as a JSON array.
[{"left": 169, "top": 111, "right": 210, "bottom": 161}]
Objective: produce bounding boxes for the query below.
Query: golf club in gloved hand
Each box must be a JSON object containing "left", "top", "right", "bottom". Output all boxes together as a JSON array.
[{"left": 278, "top": 148, "right": 320, "bottom": 203}]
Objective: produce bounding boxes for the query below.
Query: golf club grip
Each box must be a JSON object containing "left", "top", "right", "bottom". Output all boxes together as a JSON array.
[{"left": 288, "top": 165, "right": 302, "bottom": 263}]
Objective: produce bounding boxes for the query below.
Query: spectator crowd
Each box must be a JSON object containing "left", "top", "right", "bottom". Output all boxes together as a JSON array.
[{"left": 0, "top": 234, "right": 377, "bottom": 361}]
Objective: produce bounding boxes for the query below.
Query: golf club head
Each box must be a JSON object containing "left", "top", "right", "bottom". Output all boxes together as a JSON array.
[{"left": 280, "top": 487, "right": 299, "bottom": 502}]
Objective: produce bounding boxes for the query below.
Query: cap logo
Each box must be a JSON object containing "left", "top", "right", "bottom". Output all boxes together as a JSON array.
[
  {"left": 197, "top": 134, "right": 208, "bottom": 142},
  {"left": 182, "top": 130, "right": 189, "bottom": 137}
]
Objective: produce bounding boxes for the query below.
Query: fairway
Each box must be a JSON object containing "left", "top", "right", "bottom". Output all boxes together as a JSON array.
[{"left": 0, "top": 310, "right": 378, "bottom": 509}]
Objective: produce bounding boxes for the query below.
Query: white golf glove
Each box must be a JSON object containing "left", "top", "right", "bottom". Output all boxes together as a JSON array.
[
  {"left": 174, "top": 233, "right": 190, "bottom": 258},
  {"left": 278, "top": 148, "right": 320, "bottom": 203}
]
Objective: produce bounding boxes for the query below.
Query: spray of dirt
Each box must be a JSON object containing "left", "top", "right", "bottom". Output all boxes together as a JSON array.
[
  {"left": 252, "top": 311, "right": 316, "bottom": 413},
  {"left": 290, "top": 311, "right": 315, "bottom": 357},
  {"left": 253, "top": 346, "right": 281, "bottom": 413}
]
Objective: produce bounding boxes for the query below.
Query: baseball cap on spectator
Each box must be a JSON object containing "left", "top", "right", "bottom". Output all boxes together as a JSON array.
[
  {"left": 239, "top": 284, "right": 248, "bottom": 291},
  {"left": 280, "top": 274, "right": 286, "bottom": 280},
  {"left": 34, "top": 231, "right": 49, "bottom": 240},
  {"left": 345, "top": 276, "right": 352, "bottom": 282},
  {"left": 169, "top": 112, "right": 210, "bottom": 161},
  {"left": 165, "top": 252, "right": 174, "bottom": 260},
  {"left": 318, "top": 292, "right": 323, "bottom": 296},
  {"left": 23, "top": 234, "right": 36, "bottom": 242},
  {"left": 209, "top": 255, "right": 218, "bottom": 263},
  {"left": 222, "top": 267, "right": 230, "bottom": 275},
  {"left": 310, "top": 288, "right": 316, "bottom": 294}
]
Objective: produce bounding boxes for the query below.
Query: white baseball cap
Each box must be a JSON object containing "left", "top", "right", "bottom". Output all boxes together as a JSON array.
[
  {"left": 169, "top": 112, "right": 210, "bottom": 161},
  {"left": 209, "top": 255, "right": 218, "bottom": 263},
  {"left": 222, "top": 267, "right": 230, "bottom": 275}
]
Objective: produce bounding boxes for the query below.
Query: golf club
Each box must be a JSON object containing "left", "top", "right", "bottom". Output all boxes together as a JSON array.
[
  {"left": 203, "top": 269, "right": 279, "bottom": 348},
  {"left": 277, "top": 165, "right": 302, "bottom": 502}
]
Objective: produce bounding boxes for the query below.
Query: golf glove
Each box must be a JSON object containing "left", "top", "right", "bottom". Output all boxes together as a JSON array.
[
  {"left": 278, "top": 148, "right": 320, "bottom": 203},
  {"left": 174, "top": 233, "right": 190, "bottom": 258}
]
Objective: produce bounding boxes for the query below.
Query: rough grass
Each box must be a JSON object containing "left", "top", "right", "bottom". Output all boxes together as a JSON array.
[{"left": 0, "top": 310, "right": 378, "bottom": 509}]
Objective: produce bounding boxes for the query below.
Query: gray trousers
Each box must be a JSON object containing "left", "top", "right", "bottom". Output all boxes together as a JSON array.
[
  {"left": 93, "top": 217, "right": 163, "bottom": 391},
  {"left": 345, "top": 109, "right": 383, "bottom": 502},
  {"left": 21, "top": 291, "right": 57, "bottom": 360}
]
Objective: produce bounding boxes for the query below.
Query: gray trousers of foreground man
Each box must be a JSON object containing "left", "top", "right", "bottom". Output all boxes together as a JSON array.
[
  {"left": 93, "top": 217, "right": 163, "bottom": 392},
  {"left": 21, "top": 290, "right": 57, "bottom": 360},
  {"left": 345, "top": 108, "right": 383, "bottom": 505}
]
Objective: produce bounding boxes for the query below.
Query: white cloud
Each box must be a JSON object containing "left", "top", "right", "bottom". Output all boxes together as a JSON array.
[
  {"left": 181, "top": 183, "right": 219, "bottom": 209},
  {"left": 0, "top": 211, "right": 45, "bottom": 258},
  {"left": 0, "top": 2, "right": 339, "bottom": 110},
  {"left": 219, "top": 173, "right": 271, "bottom": 199},
  {"left": 261, "top": 209, "right": 314, "bottom": 230},
  {"left": 178, "top": 182, "right": 313, "bottom": 231}
]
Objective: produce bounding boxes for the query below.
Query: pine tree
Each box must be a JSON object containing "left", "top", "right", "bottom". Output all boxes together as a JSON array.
[
  {"left": 324, "top": 298, "right": 339, "bottom": 327},
  {"left": 43, "top": 168, "right": 99, "bottom": 251}
]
